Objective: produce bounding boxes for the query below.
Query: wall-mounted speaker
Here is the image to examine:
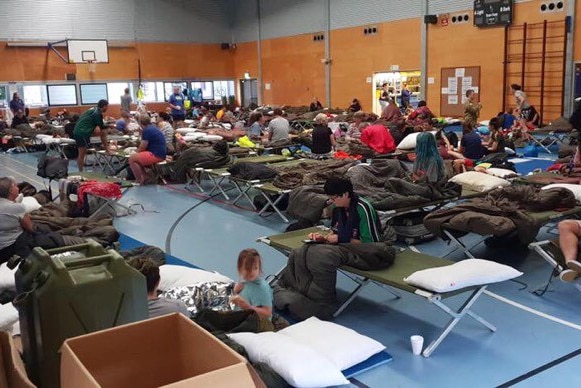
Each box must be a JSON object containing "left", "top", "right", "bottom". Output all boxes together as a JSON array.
[
  {"left": 220, "top": 43, "right": 230, "bottom": 50},
  {"left": 424, "top": 15, "right": 438, "bottom": 24}
]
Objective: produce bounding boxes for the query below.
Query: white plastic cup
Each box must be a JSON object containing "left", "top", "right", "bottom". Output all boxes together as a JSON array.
[{"left": 410, "top": 335, "right": 424, "bottom": 356}]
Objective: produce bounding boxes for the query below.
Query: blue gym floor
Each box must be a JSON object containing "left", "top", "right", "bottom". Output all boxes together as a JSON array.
[{"left": 2, "top": 148, "right": 581, "bottom": 387}]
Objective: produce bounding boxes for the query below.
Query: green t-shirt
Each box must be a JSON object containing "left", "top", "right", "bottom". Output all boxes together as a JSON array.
[{"left": 73, "top": 107, "right": 105, "bottom": 137}]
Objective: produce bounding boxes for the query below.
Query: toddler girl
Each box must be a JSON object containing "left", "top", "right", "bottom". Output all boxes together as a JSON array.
[{"left": 231, "top": 248, "right": 273, "bottom": 320}]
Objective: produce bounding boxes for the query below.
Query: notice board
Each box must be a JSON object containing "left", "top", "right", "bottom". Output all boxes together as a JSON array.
[{"left": 440, "top": 66, "right": 481, "bottom": 117}]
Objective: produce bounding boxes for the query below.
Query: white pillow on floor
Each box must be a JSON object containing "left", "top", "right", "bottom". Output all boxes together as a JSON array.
[
  {"left": 158, "top": 265, "right": 232, "bottom": 291},
  {"left": 0, "top": 303, "right": 19, "bottom": 332},
  {"left": 278, "top": 316, "right": 385, "bottom": 370},
  {"left": 0, "top": 263, "right": 16, "bottom": 290},
  {"left": 228, "top": 332, "right": 349, "bottom": 388}
]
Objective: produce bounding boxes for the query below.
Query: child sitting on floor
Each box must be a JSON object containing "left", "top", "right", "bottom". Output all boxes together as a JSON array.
[{"left": 231, "top": 248, "right": 274, "bottom": 327}]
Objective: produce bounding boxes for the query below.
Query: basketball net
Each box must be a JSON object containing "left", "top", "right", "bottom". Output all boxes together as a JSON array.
[{"left": 88, "top": 60, "right": 97, "bottom": 73}]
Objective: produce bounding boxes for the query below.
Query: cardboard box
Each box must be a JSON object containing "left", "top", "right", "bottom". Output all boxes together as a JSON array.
[
  {"left": 0, "top": 332, "right": 36, "bottom": 388},
  {"left": 60, "top": 313, "right": 265, "bottom": 388}
]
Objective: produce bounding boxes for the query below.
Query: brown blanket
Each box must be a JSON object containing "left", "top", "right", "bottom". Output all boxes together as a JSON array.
[{"left": 272, "top": 159, "right": 358, "bottom": 189}]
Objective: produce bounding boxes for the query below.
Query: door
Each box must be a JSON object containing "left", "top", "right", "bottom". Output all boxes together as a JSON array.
[{"left": 240, "top": 79, "right": 258, "bottom": 107}]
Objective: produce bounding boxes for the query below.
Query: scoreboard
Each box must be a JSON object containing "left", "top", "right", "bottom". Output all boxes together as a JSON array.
[{"left": 474, "top": 0, "right": 513, "bottom": 27}]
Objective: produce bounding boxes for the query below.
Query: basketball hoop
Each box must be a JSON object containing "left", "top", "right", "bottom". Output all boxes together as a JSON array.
[{"left": 88, "top": 60, "right": 97, "bottom": 73}]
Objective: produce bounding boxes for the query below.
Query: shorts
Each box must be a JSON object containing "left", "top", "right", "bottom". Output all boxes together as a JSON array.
[
  {"left": 131, "top": 151, "right": 164, "bottom": 167},
  {"left": 73, "top": 133, "right": 91, "bottom": 148}
]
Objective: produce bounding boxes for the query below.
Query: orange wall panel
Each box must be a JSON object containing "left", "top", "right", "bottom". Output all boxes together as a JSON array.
[
  {"left": 0, "top": 44, "right": 75, "bottom": 82},
  {"left": 330, "top": 18, "right": 421, "bottom": 111},
  {"left": 260, "top": 34, "right": 326, "bottom": 106}
]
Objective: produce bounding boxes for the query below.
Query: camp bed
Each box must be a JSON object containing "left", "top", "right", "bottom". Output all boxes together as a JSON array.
[
  {"left": 442, "top": 206, "right": 581, "bottom": 260},
  {"left": 93, "top": 150, "right": 130, "bottom": 175},
  {"left": 191, "top": 154, "right": 294, "bottom": 201},
  {"left": 60, "top": 172, "right": 136, "bottom": 219},
  {"left": 528, "top": 240, "right": 581, "bottom": 294},
  {"left": 513, "top": 172, "right": 581, "bottom": 187},
  {"left": 290, "top": 119, "right": 315, "bottom": 131},
  {"left": 530, "top": 128, "right": 575, "bottom": 154},
  {"left": 252, "top": 182, "right": 293, "bottom": 222},
  {"left": 257, "top": 226, "right": 499, "bottom": 357}
]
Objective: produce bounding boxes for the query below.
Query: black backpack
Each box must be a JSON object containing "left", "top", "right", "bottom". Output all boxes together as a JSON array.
[{"left": 37, "top": 155, "right": 68, "bottom": 180}]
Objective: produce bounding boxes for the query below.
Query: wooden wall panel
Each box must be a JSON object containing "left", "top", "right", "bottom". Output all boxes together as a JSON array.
[
  {"left": 260, "top": 34, "right": 326, "bottom": 107},
  {"left": 330, "top": 18, "right": 421, "bottom": 112},
  {"left": 0, "top": 44, "right": 75, "bottom": 82}
]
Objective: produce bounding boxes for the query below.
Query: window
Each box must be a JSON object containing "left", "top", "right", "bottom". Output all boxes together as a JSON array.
[
  {"left": 0, "top": 85, "right": 6, "bottom": 106},
  {"left": 107, "top": 82, "right": 132, "bottom": 104},
  {"left": 80, "top": 83, "right": 108, "bottom": 105},
  {"left": 47, "top": 84, "right": 77, "bottom": 106},
  {"left": 139, "top": 82, "right": 165, "bottom": 103},
  {"left": 191, "top": 81, "right": 214, "bottom": 101},
  {"left": 213, "top": 80, "right": 235, "bottom": 101},
  {"left": 23, "top": 85, "right": 48, "bottom": 106},
  {"left": 164, "top": 82, "right": 187, "bottom": 102}
]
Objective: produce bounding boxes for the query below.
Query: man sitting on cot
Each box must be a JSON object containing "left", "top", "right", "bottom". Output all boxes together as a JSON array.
[
  {"left": 128, "top": 257, "right": 189, "bottom": 318},
  {"left": 557, "top": 220, "right": 581, "bottom": 282},
  {"left": 309, "top": 177, "right": 381, "bottom": 244}
]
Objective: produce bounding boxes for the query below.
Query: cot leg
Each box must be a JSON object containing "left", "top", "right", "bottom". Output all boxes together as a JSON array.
[
  {"left": 207, "top": 174, "right": 230, "bottom": 200},
  {"left": 185, "top": 168, "right": 205, "bottom": 192},
  {"left": 231, "top": 180, "right": 258, "bottom": 210},
  {"left": 466, "top": 311, "right": 497, "bottom": 332},
  {"left": 88, "top": 197, "right": 137, "bottom": 220},
  {"left": 442, "top": 230, "right": 479, "bottom": 260},
  {"left": 422, "top": 286, "right": 489, "bottom": 357},
  {"left": 257, "top": 192, "right": 289, "bottom": 223},
  {"left": 333, "top": 278, "right": 372, "bottom": 318}
]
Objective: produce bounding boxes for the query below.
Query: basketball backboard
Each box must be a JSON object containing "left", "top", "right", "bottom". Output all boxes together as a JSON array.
[{"left": 67, "top": 39, "right": 109, "bottom": 64}]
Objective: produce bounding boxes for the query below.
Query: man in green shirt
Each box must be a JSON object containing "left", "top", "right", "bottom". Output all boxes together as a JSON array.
[
  {"left": 309, "top": 177, "right": 381, "bottom": 244},
  {"left": 73, "top": 99, "right": 110, "bottom": 172}
]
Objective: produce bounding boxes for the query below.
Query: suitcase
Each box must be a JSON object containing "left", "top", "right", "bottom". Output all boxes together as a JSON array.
[
  {"left": 389, "top": 211, "right": 435, "bottom": 245},
  {"left": 12, "top": 239, "right": 148, "bottom": 388}
]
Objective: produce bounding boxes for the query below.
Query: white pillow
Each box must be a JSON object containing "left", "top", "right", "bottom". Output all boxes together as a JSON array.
[
  {"left": 0, "top": 303, "right": 19, "bottom": 331},
  {"left": 176, "top": 127, "right": 198, "bottom": 135},
  {"left": 278, "top": 317, "right": 385, "bottom": 370},
  {"left": 542, "top": 184, "right": 581, "bottom": 203},
  {"left": 404, "top": 259, "right": 523, "bottom": 293},
  {"left": 449, "top": 171, "right": 511, "bottom": 192},
  {"left": 397, "top": 132, "right": 420, "bottom": 150},
  {"left": 0, "top": 263, "right": 16, "bottom": 290},
  {"left": 228, "top": 332, "right": 349, "bottom": 388},
  {"left": 200, "top": 134, "right": 224, "bottom": 142},
  {"left": 485, "top": 168, "right": 519, "bottom": 179},
  {"left": 158, "top": 265, "right": 232, "bottom": 291},
  {"left": 21, "top": 196, "right": 41, "bottom": 213}
]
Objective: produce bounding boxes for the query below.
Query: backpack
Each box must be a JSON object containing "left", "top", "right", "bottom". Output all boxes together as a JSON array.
[{"left": 37, "top": 155, "right": 68, "bottom": 180}]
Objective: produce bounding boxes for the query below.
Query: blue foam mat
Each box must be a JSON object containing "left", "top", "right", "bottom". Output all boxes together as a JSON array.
[
  {"left": 118, "top": 233, "right": 198, "bottom": 268},
  {"left": 343, "top": 351, "right": 393, "bottom": 379}
]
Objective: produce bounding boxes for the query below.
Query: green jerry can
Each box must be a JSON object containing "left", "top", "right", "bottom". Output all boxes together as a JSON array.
[{"left": 12, "top": 239, "right": 149, "bottom": 388}]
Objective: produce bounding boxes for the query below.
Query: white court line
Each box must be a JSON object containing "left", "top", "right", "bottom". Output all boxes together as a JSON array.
[
  {"left": 0, "top": 164, "right": 45, "bottom": 186},
  {"left": 484, "top": 290, "right": 581, "bottom": 331},
  {"left": 0, "top": 154, "right": 38, "bottom": 170}
]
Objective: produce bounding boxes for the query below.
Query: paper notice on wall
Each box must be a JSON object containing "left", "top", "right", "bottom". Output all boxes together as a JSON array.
[
  {"left": 265, "top": 83, "right": 271, "bottom": 90},
  {"left": 428, "top": 77, "right": 435, "bottom": 84},
  {"left": 366, "top": 77, "right": 372, "bottom": 83},
  {"left": 472, "top": 86, "right": 479, "bottom": 94},
  {"left": 447, "top": 77, "right": 458, "bottom": 94},
  {"left": 462, "top": 76, "right": 472, "bottom": 87},
  {"left": 455, "top": 68, "right": 465, "bottom": 78},
  {"left": 448, "top": 95, "right": 458, "bottom": 105},
  {"left": 441, "top": 87, "right": 449, "bottom": 95},
  {"left": 461, "top": 85, "right": 471, "bottom": 96}
]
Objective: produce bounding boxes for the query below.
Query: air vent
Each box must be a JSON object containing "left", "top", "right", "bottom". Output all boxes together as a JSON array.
[{"left": 313, "top": 34, "right": 325, "bottom": 42}]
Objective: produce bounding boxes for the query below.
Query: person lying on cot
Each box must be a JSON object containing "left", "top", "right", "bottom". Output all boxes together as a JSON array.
[
  {"left": 557, "top": 220, "right": 581, "bottom": 282},
  {"left": 308, "top": 177, "right": 381, "bottom": 244},
  {"left": 231, "top": 248, "right": 274, "bottom": 330},
  {"left": 128, "top": 257, "right": 190, "bottom": 318}
]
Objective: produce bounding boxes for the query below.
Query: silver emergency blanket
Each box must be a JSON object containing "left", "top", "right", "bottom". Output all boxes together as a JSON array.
[{"left": 161, "top": 281, "right": 235, "bottom": 315}]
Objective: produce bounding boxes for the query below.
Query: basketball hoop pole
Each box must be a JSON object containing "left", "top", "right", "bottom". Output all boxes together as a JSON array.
[{"left": 47, "top": 40, "right": 69, "bottom": 63}]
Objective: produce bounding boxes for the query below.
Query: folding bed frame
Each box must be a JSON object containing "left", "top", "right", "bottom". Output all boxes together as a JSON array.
[{"left": 258, "top": 226, "right": 501, "bottom": 357}]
